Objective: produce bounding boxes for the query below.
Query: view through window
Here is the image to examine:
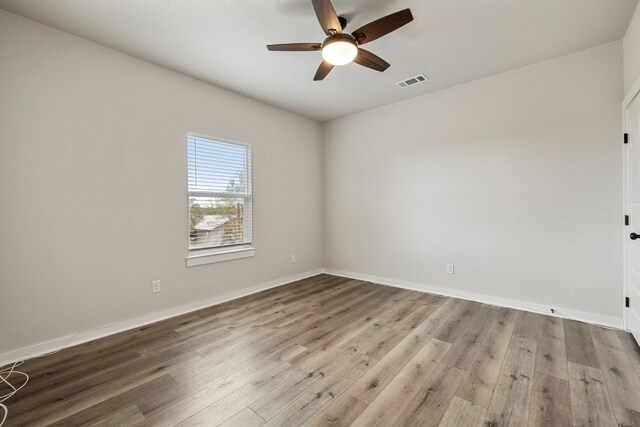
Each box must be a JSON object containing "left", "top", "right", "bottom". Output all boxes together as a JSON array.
[{"left": 187, "top": 134, "right": 252, "bottom": 253}]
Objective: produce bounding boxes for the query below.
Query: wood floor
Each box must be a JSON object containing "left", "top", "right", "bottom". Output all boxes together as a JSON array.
[{"left": 3, "top": 274, "right": 640, "bottom": 426}]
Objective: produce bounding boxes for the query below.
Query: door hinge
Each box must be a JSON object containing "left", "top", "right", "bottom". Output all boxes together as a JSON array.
[
  {"left": 624, "top": 133, "right": 629, "bottom": 144},
  {"left": 626, "top": 297, "right": 630, "bottom": 308},
  {"left": 626, "top": 215, "right": 630, "bottom": 226}
]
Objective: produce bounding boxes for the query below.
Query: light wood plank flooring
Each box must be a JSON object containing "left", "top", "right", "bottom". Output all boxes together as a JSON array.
[{"left": 2, "top": 274, "right": 640, "bottom": 426}]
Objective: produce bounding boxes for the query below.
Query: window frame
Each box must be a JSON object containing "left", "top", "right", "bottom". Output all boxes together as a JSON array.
[{"left": 185, "top": 132, "right": 254, "bottom": 267}]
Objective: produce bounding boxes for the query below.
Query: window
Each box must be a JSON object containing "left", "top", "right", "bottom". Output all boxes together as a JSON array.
[{"left": 187, "top": 133, "right": 253, "bottom": 266}]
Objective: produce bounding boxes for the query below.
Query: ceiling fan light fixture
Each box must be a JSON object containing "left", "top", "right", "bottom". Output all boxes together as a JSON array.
[
  {"left": 266, "top": 0, "right": 414, "bottom": 80},
  {"left": 321, "top": 34, "right": 358, "bottom": 66}
]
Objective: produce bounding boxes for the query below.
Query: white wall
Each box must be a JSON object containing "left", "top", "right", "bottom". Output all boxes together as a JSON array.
[
  {"left": 0, "top": 10, "right": 323, "bottom": 356},
  {"left": 324, "top": 42, "right": 624, "bottom": 325},
  {"left": 624, "top": 2, "right": 640, "bottom": 94}
]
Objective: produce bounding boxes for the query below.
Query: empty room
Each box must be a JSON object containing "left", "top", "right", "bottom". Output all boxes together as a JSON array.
[{"left": 2, "top": 0, "right": 640, "bottom": 426}]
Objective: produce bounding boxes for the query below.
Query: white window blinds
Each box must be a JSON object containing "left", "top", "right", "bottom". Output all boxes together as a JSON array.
[{"left": 187, "top": 134, "right": 252, "bottom": 252}]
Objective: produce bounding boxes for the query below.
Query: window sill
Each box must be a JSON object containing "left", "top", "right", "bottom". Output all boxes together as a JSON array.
[{"left": 186, "top": 247, "right": 255, "bottom": 267}]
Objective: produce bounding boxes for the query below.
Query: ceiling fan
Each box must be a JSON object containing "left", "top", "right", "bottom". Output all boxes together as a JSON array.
[{"left": 267, "top": 0, "right": 414, "bottom": 81}]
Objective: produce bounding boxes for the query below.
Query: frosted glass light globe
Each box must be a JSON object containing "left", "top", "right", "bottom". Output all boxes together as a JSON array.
[{"left": 321, "top": 36, "right": 358, "bottom": 66}]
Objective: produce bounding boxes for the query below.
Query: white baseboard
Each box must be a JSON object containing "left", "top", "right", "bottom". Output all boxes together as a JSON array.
[
  {"left": 2, "top": 266, "right": 624, "bottom": 367},
  {"left": 323, "top": 268, "right": 623, "bottom": 330},
  {"left": 0, "top": 269, "right": 324, "bottom": 368}
]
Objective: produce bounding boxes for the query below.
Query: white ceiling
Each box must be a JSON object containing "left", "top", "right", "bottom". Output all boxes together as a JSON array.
[{"left": 0, "top": 0, "right": 637, "bottom": 121}]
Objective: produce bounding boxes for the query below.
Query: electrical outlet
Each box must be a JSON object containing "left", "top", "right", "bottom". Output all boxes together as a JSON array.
[
  {"left": 152, "top": 280, "right": 161, "bottom": 293},
  {"left": 291, "top": 254, "right": 296, "bottom": 264},
  {"left": 447, "top": 264, "right": 454, "bottom": 275}
]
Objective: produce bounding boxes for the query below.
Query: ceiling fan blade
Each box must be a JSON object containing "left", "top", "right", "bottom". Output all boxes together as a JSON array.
[
  {"left": 312, "top": 0, "right": 342, "bottom": 35},
  {"left": 267, "top": 43, "right": 322, "bottom": 51},
  {"left": 352, "top": 8, "right": 413, "bottom": 45},
  {"left": 314, "top": 61, "right": 334, "bottom": 81},
  {"left": 354, "top": 48, "right": 390, "bottom": 72}
]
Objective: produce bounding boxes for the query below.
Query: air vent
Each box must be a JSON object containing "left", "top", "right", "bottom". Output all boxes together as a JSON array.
[{"left": 396, "top": 74, "right": 429, "bottom": 88}]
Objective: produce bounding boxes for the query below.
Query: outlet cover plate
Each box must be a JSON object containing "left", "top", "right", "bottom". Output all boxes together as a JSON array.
[{"left": 152, "top": 280, "right": 161, "bottom": 293}]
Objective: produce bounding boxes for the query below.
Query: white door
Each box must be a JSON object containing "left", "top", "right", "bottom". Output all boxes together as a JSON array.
[{"left": 626, "top": 94, "right": 640, "bottom": 344}]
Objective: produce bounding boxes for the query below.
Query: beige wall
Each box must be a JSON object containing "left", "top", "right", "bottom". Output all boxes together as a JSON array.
[
  {"left": 323, "top": 42, "right": 624, "bottom": 324},
  {"left": 0, "top": 10, "right": 323, "bottom": 354},
  {"left": 624, "top": 3, "right": 640, "bottom": 94}
]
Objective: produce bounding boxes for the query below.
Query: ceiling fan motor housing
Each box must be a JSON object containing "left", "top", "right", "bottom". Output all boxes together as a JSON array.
[{"left": 322, "top": 33, "right": 357, "bottom": 49}]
